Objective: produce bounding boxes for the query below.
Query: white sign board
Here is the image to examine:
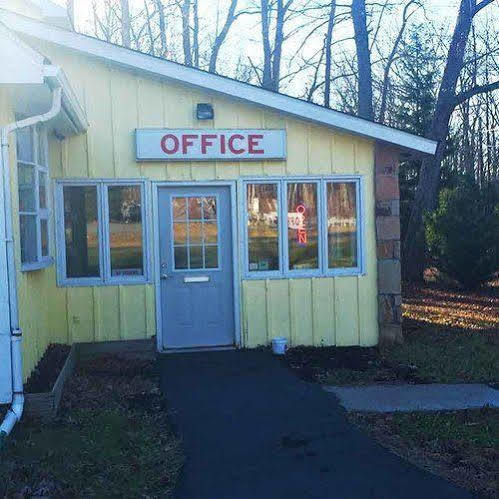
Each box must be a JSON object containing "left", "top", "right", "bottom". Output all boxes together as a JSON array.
[{"left": 136, "top": 129, "right": 286, "bottom": 161}]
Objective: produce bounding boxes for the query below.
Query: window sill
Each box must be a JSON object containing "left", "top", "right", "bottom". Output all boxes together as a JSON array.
[
  {"left": 21, "top": 258, "right": 54, "bottom": 273},
  {"left": 243, "top": 269, "right": 365, "bottom": 280},
  {"left": 57, "top": 278, "right": 151, "bottom": 288}
]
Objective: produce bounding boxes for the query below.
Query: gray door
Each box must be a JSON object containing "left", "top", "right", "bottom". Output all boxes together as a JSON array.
[{"left": 158, "top": 186, "right": 235, "bottom": 349}]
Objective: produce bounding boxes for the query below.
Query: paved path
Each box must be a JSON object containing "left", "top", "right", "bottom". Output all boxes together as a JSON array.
[
  {"left": 325, "top": 383, "right": 499, "bottom": 413},
  {"left": 159, "top": 350, "right": 471, "bottom": 499}
]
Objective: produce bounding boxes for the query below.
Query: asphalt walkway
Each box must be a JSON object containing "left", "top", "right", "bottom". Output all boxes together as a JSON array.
[
  {"left": 325, "top": 383, "right": 499, "bottom": 412},
  {"left": 159, "top": 350, "right": 471, "bottom": 499}
]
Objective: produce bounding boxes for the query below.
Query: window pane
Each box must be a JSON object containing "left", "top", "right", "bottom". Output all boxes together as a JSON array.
[
  {"left": 16, "top": 127, "right": 33, "bottom": 163},
  {"left": 64, "top": 186, "right": 100, "bottom": 278},
  {"left": 20, "top": 215, "right": 37, "bottom": 264},
  {"left": 39, "top": 171, "right": 47, "bottom": 210},
  {"left": 172, "top": 197, "right": 187, "bottom": 220},
  {"left": 205, "top": 245, "right": 218, "bottom": 269},
  {"left": 18, "top": 163, "right": 36, "bottom": 212},
  {"left": 204, "top": 222, "right": 218, "bottom": 244},
  {"left": 173, "top": 222, "right": 187, "bottom": 245},
  {"left": 189, "top": 222, "right": 203, "bottom": 244},
  {"left": 247, "top": 183, "right": 279, "bottom": 272},
  {"left": 287, "top": 183, "right": 319, "bottom": 270},
  {"left": 37, "top": 127, "right": 47, "bottom": 166},
  {"left": 327, "top": 182, "right": 358, "bottom": 268},
  {"left": 189, "top": 245, "right": 203, "bottom": 269},
  {"left": 41, "top": 218, "right": 49, "bottom": 257},
  {"left": 188, "top": 197, "right": 202, "bottom": 220},
  {"left": 174, "top": 246, "right": 188, "bottom": 269},
  {"left": 108, "top": 185, "right": 144, "bottom": 277},
  {"left": 203, "top": 197, "right": 217, "bottom": 220}
]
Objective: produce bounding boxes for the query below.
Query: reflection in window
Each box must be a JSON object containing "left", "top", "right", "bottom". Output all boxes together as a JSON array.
[
  {"left": 246, "top": 184, "right": 279, "bottom": 272},
  {"left": 327, "top": 182, "right": 358, "bottom": 268},
  {"left": 63, "top": 186, "right": 100, "bottom": 278},
  {"left": 287, "top": 183, "right": 319, "bottom": 270},
  {"left": 108, "top": 185, "right": 144, "bottom": 277},
  {"left": 172, "top": 196, "right": 218, "bottom": 270}
]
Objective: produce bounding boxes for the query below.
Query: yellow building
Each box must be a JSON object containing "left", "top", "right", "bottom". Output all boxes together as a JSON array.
[{"left": 0, "top": 1, "right": 437, "bottom": 411}]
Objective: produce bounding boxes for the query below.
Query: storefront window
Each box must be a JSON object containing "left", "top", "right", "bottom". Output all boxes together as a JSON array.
[
  {"left": 58, "top": 181, "right": 148, "bottom": 285},
  {"left": 246, "top": 183, "right": 280, "bottom": 272},
  {"left": 244, "top": 177, "right": 362, "bottom": 277},
  {"left": 287, "top": 182, "right": 319, "bottom": 270},
  {"left": 326, "top": 182, "right": 357, "bottom": 269}
]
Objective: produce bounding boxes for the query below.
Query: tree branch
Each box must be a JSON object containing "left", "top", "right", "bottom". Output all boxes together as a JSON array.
[
  {"left": 454, "top": 81, "right": 499, "bottom": 107},
  {"left": 473, "top": 0, "right": 496, "bottom": 15}
]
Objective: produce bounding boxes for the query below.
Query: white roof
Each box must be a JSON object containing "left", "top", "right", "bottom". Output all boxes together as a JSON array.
[{"left": 0, "top": 8, "right": 437, "bottom": 155}]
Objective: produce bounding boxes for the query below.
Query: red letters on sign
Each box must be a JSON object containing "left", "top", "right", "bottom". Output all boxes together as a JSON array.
[
  {"left": 228, "top": 134, "right": 245, "bottom": 155},
  {"left": 248, "top": 134, "right": 264, "bottom": 154},
  {"left": 159, "top": 132, "right": 271, "bottom": 157},
  {"left": 182, "top": 134, "right": 198, "bottom": 154},
  {"left": 160, "top": 134, "right": 179, "bottom": 154},
  {"left": 201, "top": 134, "right": 217, "bottom": 154}
]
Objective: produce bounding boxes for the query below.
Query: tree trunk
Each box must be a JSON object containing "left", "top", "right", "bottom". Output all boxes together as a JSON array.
[
  {"left": 120, "top": 0, "right": 131, "bottom": 48},
  {"left": 156, "top": 0, "right": 167, "bottom": 57},
  {"left": 209, "top": 0, "right": 238, "bottom": 73},
  {"left": 193, "top": 0, "right": 199, "bottom": 67},
  {"left": 324, "top": 1, "right": 336, "bottom": 108},
  {"left": 260, "top": 0, "right": 273, "bottom": 90},
  {"left": 181, "top": 0, "right": 192, "bottom": 66},
  {"left": 403, "top": 0, "right": 477, "bottom": 281},
  {"left": 352, "top": 0, "right": 374, "bottom": 120}
]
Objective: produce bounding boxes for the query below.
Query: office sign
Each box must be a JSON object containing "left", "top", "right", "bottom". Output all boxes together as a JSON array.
[{"left": 136, "top": 129, "right": 286, "bottom": 161}]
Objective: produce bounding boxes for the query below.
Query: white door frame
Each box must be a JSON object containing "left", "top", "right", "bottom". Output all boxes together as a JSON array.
[{"left": 152, "top": 180, "right": 241, "bottom": 352}]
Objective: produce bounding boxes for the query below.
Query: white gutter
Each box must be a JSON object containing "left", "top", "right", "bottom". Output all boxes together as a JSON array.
[{"left": 0, "top": 85, "right": 62, "bottom": 446}]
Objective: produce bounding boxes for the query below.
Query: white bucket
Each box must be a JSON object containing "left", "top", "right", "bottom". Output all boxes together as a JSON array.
[{"left": 271, "top": 337, "right": 288, "bottom": 355}]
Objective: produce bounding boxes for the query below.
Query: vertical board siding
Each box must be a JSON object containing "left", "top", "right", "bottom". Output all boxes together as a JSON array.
[{"left": 12, "top": 41, "right": 379, "bottom": 379}]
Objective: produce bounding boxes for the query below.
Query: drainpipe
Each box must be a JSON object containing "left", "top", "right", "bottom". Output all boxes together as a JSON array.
[{"left": 0, "top": 86, "right": 62, "bottom": 448}]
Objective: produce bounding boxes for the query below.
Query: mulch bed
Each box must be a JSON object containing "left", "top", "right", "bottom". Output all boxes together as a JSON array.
[
  {"left": 24, "top": 344, "right": 71, "bottom": 393},
  {"left": 1, "top": 354, "right": 183, "bottom": 498},
  {"left": 283, "top": 345, "right": 428, "bottom": 384}
]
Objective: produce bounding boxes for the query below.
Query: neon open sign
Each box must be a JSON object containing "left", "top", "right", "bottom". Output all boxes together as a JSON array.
[{"left": 288, "top": 204, "right": 307, "bottom": 245}]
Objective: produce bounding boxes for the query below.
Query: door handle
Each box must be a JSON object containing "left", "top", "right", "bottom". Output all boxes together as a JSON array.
[{"left": 161, "top": 273, "right": 169, "bottom": 280}]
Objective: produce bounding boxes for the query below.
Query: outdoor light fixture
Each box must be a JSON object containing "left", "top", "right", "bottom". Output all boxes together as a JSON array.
[{"left": 196, "top": 103, "right": 214, "bottom": 120}]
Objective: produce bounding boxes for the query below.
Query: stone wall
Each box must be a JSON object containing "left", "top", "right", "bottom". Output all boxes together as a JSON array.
[{"left": 375, "top": 144, "right": 403, "bottom": 344}]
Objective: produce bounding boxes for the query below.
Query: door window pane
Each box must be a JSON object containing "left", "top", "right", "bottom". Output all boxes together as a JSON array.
[
  {"left": 63, "top": 186, "right": 100, "bottom": 278},
  {"left": 20, "top": 215, "right": 37, "bottom": 263},
  {"left": 18, "top": 163, "right": 36, "bottom": 212},
  {"left": 327, "top": 182, "right": 358, "bottom": 268},
  {"left": 189, "top": 245, "right": 203, "bottom": 269},
  {"left": 108, "top": 185, "right": 144, "bottom": 277},
  {"left": 247, "top": 184, "right": 279, "bottom": 272},
  {"left": 203, "top": 197, "right": 217, "bottom": 220},
  {"left": 174, "top": 246, "right": 188, "bottom": 269},
  {"left": 287, "top": 183, "right": 319, "bottom": 270},
  {"left": 205, "top": 245, "right": 218, "bottom": 269}
]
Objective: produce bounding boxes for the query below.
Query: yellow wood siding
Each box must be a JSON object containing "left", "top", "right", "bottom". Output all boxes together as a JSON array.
[{"left": 9, "top": 39, "right": 378, "bottom": 376}]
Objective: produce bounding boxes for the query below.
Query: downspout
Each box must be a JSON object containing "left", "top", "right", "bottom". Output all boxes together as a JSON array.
[{"left": 0, "top": 85, "right": 62, "bottom": 448}]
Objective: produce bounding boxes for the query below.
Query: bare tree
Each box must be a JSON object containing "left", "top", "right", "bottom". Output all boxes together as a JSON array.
[
  {"left": 209, "top": 0, "right": 239, "bottom": 73},
  {"left": 180, "top": 0, "right": 192, "bottom": 65},
  {"left": 352, "top": 0, "right": 374, "bottom": 119},
  {"left": 403, "top": 0, "right": 499, "bottom": 281},
  {"left": 120, "top": 0, "right": 131, "bottom": 47},
  {"left": 324, "top": 1, "right": 337, "bottom": 107}
]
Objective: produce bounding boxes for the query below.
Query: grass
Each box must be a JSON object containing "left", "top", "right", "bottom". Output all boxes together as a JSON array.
[
  {"left": 0, "top": 355, "right": 183, "bottom": 498},
  {"left": 324, "top": 282, "right": 498, "bottom": 385},
  {"left": 351, "top": 408, "right": 499, "bottom": 497}
]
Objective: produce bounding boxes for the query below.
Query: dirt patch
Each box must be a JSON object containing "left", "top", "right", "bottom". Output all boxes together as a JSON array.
[
  {"left": 1, "top": 354, "right": 183, "bottom": 498},
  {"left": 24, "top": 344, "right": 71, "bottom": 393},
  {"left": 349, "top": 408, "right": 499, "bottom": 498}
]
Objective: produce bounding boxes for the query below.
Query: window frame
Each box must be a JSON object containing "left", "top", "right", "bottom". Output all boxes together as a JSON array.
[
  {"left": 241, "top": 175, "right": 365, "bottom": 279},
  {"left": 55, "top": 179, "right": 150, "bottom": 287},
  {"left": 17, "top": 124, "right": 53, "bottom": 272}
]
